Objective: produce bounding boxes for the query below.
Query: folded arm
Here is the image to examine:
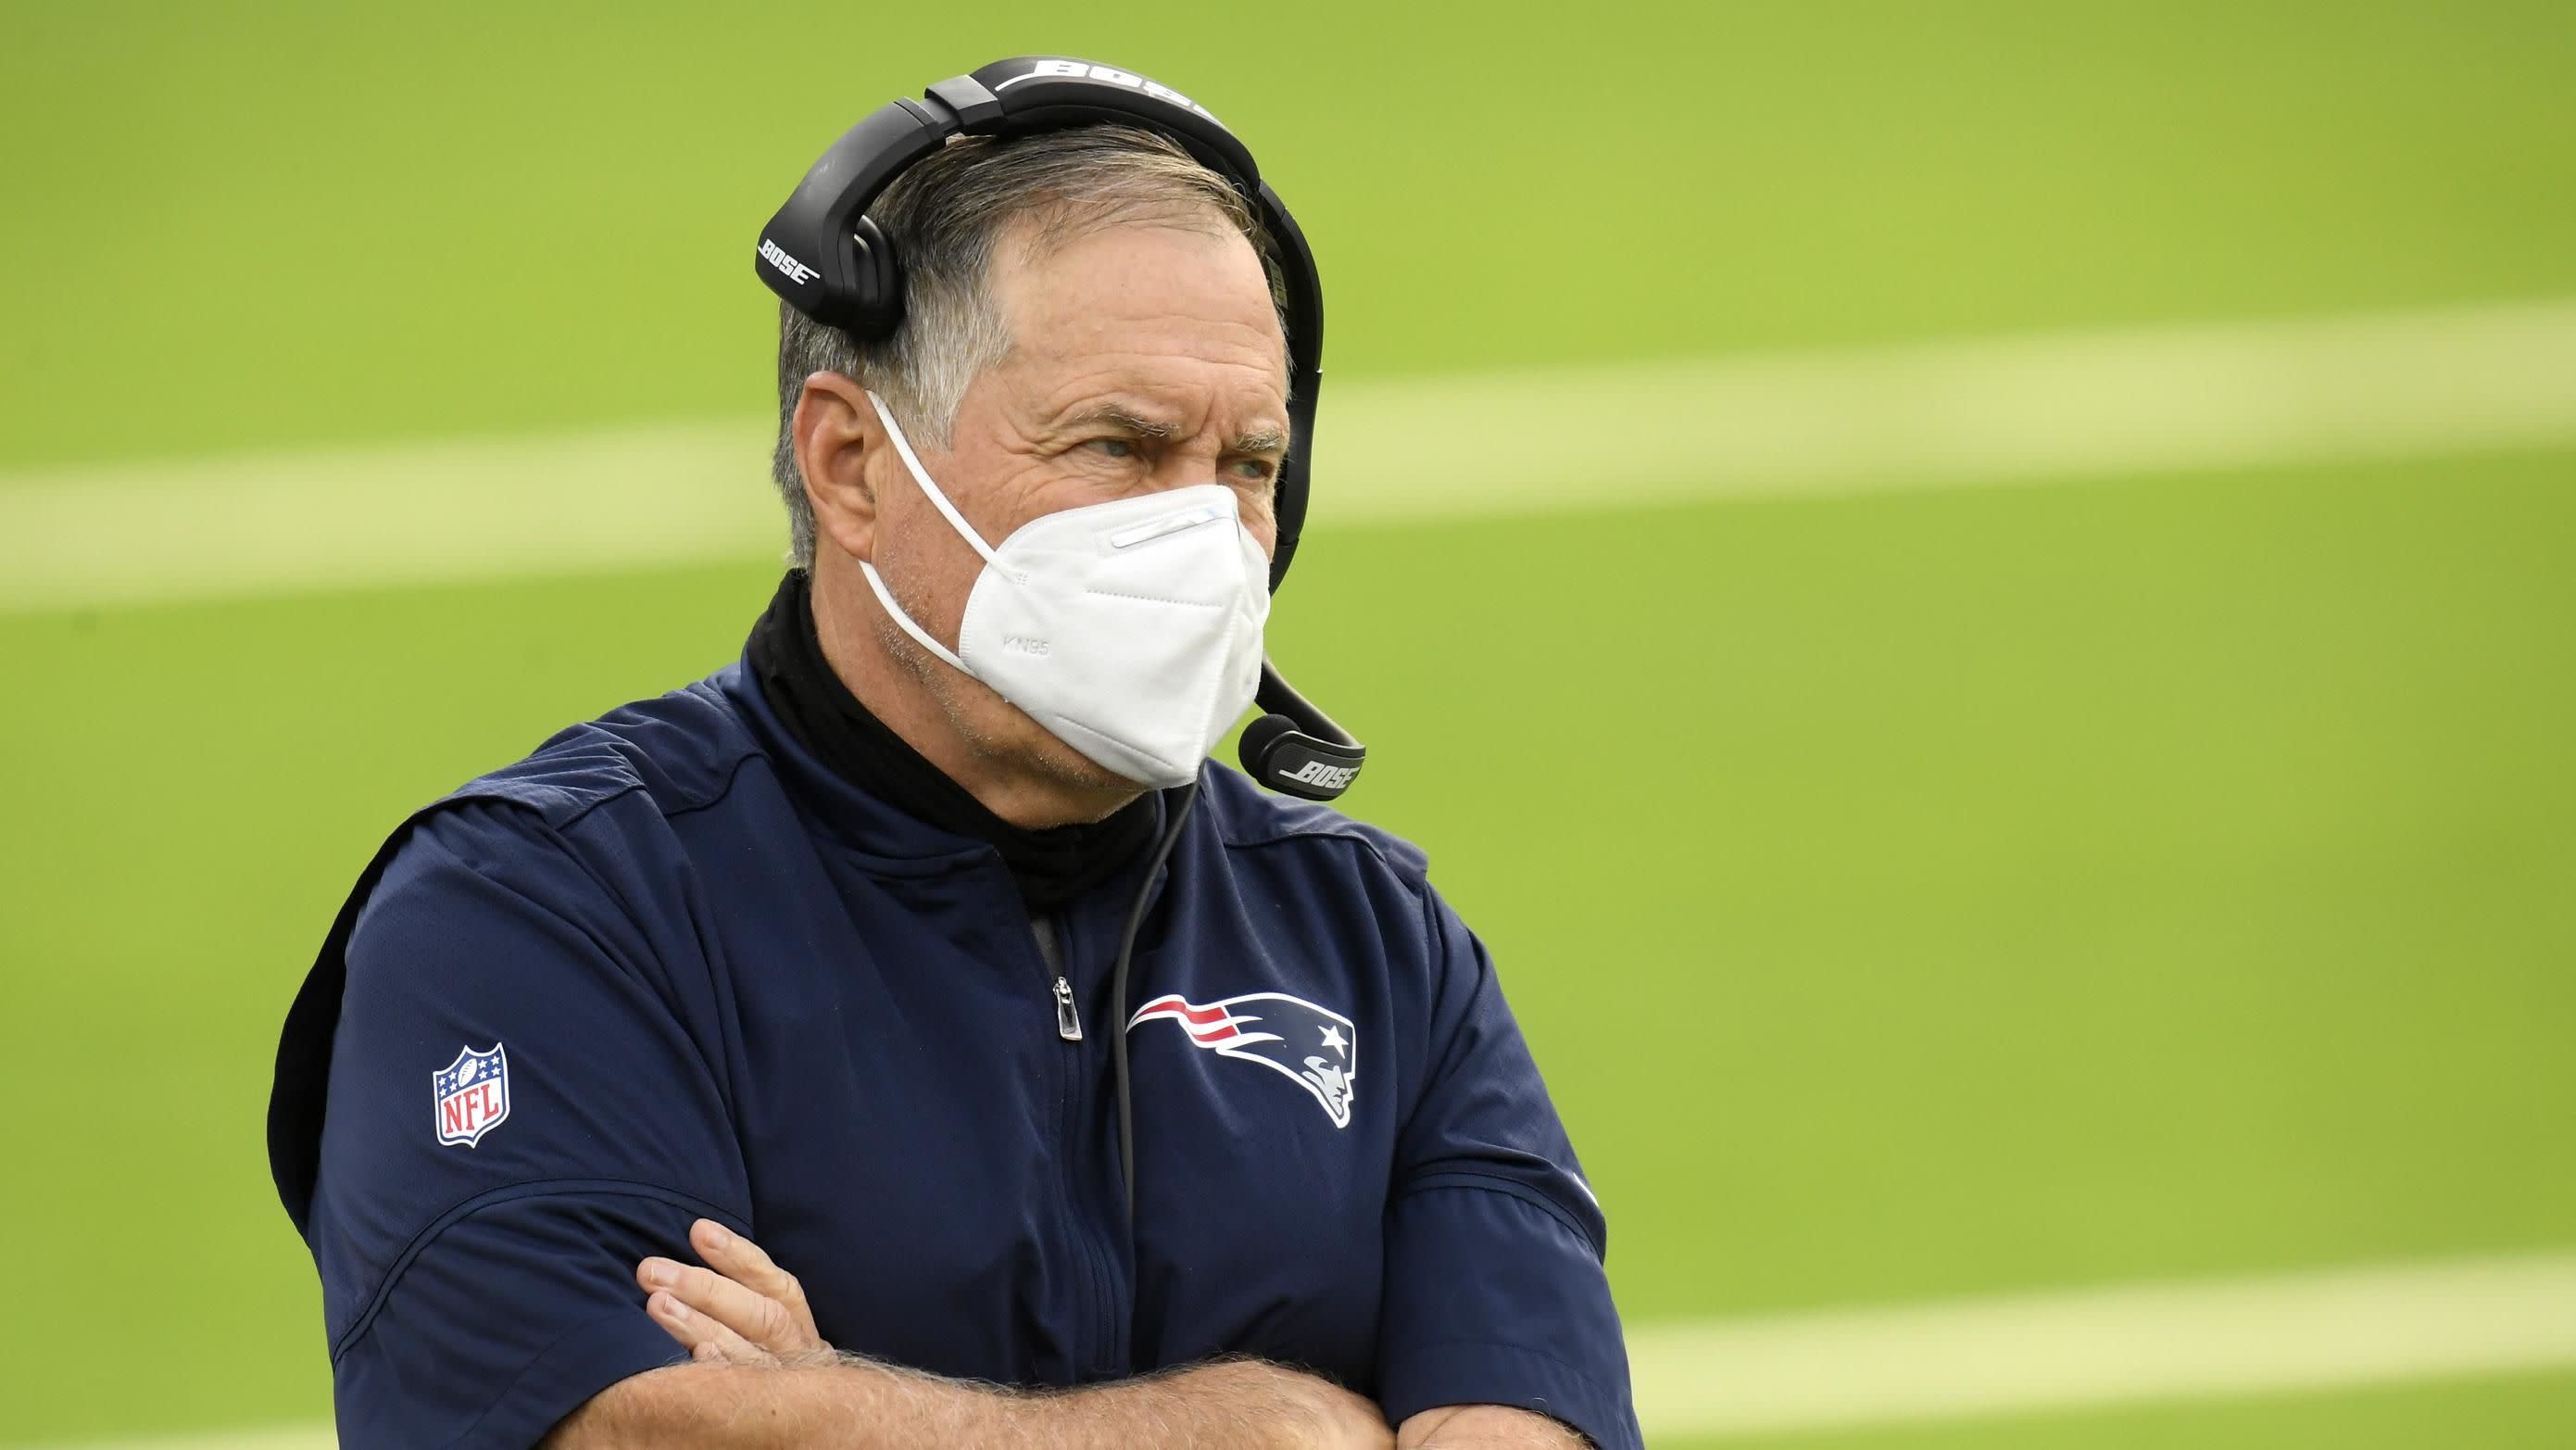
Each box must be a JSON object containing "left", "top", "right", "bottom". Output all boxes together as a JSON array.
[
  {"left": 554, "top": 1364, "right": 1579, "bottom": 1449},
  {"left": 545, "top": 1217, "right": 1392, "bottom": 1450},
  {"left": 547, "top": 1355, "right": 1393, "bottom": 1450},
  {"left": 551, "top": 1217, "right": 1577, "bottom": 1450}
]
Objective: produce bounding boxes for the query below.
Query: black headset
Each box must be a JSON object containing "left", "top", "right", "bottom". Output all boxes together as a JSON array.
[{"left": 756, "top": 56, "right": 1366, "bottom": 802}]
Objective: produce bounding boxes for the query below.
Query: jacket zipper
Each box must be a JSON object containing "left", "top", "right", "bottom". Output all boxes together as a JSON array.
[
  {"left": 1030, "top": 914, "right": 1120, "bottom": 1374},
  {"left": 1033, "top": 917, "right": 1082, "bottom": 1040},
  {"left": 1052, "top": 977, "right": 1083, "bottom": 1040}
]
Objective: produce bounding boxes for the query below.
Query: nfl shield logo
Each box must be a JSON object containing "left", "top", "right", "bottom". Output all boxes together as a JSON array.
[{"left": 433, "top": 1044, "right": 511, "bottom": 1148}]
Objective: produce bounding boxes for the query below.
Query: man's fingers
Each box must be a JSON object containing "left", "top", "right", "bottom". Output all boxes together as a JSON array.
[
  {"left": 645, "top": 1289, "right": 767, "bottom": 1365},
  {"left": 690, "top": 1218, "right": 824, "bottom": 1349},
  {"left": 637, "top": 1255, "right": 800, "bottom": 1354}
]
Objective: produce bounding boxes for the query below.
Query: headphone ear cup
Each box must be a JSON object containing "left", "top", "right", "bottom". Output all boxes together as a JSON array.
[{"left": 840, "top": 216, "right": 906, "bottom": 339}]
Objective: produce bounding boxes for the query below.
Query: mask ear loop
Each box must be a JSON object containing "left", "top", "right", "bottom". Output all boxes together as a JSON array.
[
  {"left": 853, "top": 390, "right": 1001, "bottom": 673},
  {"left": 865, "top": 390, "right": 1003, "bottom": 567},
  {"left": 855, "top": 559, "right": 968, "bottom": 672}
]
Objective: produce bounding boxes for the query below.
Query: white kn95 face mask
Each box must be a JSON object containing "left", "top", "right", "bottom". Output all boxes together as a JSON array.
[{"left": 855, "top": 390, "right": 1272, "bottom": 790}]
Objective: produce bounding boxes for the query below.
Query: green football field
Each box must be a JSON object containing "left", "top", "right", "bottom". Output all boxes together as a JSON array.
[{"left": 5, "top": 2, "right": 2574, "bottom": 1444}]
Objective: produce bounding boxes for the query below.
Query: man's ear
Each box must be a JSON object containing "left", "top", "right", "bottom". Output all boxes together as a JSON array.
[{"left": 794, "top": 372, "right": 886, "bottom": 563}]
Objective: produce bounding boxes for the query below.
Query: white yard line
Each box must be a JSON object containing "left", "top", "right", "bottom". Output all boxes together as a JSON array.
[
  {"left": 30, "top": 1251, "right": 2576, "bottom": 1448},
  {"left": 6, "top": 296, "right": 2576, "bottom": 615},
  {"left": 1630, "top": 1249, "right": 2576, "bottom": 1440}
]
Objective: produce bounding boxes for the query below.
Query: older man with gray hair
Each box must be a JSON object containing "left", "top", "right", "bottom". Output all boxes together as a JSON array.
[{"left": 269, "top": 58, "right": 1638, "bottom": 1450}]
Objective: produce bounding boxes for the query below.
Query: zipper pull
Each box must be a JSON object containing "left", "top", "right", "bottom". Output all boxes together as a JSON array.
[{"left": 1052, "top": 976, "right": 1084, "bottom": 1041}]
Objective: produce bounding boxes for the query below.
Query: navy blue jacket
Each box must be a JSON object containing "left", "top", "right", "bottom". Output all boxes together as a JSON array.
[{"left": 268, "top": 660, "right": 1638, "bottom": 1449}]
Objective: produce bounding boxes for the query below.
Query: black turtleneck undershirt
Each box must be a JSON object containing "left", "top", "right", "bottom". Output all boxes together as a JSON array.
[{"left": 747, "top": 571, "right": 1160, "bottom": 914}]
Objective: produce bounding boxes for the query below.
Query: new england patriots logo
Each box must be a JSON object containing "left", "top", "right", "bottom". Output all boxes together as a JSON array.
[
  {"left": 1127, "top": 992, "right": 1357, "bottom": 1128},
  {"left": 433, "top": 1043, "right": 511, "bottom": 1148}
]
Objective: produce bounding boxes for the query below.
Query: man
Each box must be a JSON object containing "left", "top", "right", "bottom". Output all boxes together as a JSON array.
[{"left": 268, "top": 62, "right": 1638, "bottom": 1450}]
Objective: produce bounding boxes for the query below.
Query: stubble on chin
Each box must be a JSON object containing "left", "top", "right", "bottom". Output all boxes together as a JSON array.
[{"left": 873, "top": 610, "right": 1137, "bottom": 801}]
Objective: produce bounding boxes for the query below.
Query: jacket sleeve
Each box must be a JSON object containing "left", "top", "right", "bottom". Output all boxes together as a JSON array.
[
  {"left": 1376, "top": 883, "right": 1642, "bottom": 1450},
  {"left": 305, "top": 801, "right": 749, "bottom": 1450}
]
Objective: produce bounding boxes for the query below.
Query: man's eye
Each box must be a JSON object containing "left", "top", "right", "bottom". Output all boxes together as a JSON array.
[
  {"left": 1089, "top": 437, "right": 1137, "bottom": 460},
  {"left": 1233, "top": 459, "right": 1278, "bottom": 484}
]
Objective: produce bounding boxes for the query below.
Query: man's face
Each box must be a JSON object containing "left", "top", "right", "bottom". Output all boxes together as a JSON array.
[{"left": 868, "top": 216, "right": 1291, "bottom": 795}]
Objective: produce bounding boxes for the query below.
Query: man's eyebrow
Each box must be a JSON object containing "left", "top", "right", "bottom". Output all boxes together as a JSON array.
[
  {"left": 1229, "top": 425, "right": 1291, "bottom": 456},
  {"left": 1060, "top": 404, "right": 1290, "bottom": 457},
  {"left": 1063, "top": 404, "right": 1179, "bottom": 440}
]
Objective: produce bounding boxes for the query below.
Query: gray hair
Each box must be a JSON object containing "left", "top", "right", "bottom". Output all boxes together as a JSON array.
[{"left": 769, "top": 124, "right": 1280, "bottom": 568}]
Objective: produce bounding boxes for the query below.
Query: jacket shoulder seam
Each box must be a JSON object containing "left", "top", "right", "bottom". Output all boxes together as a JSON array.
[{"left": 1214, "top": 822, "right": 1430, "bottom": 889}]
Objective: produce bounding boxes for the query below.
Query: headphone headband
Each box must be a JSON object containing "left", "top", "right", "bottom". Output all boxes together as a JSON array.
[{"left": 756, "top": 56, "right": 1323, "bottom": 591}]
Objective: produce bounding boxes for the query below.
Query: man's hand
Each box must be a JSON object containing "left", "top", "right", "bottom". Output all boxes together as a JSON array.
[
  {"left": 1397, "top": 1405, "right": 1588, "bottom": 1449},
  {"left": 622, "top": 1219, "right": 1394, "bottom": 1450},
  {"left": 637, "top": 1218, "right": 830, "bottom": 1364}
]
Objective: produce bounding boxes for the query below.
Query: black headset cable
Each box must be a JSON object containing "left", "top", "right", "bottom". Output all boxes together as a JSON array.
[{"left": 1110, "top": 779, "right": 1200, "bottom": 1232}]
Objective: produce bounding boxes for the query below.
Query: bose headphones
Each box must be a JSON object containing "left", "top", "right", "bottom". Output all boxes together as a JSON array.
[{"left": 755, "top": 56, "right": 1367, "bottom": 801}]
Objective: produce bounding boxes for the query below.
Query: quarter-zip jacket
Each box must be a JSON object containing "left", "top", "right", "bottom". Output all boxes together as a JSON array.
[{"left": 267, "top": 659, "right": 1639, "bottom": 1450}]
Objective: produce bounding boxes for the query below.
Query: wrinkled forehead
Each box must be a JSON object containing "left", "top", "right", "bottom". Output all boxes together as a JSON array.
[{"left": 992, "top": 213, "right": 1291, "bottom": 392}]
